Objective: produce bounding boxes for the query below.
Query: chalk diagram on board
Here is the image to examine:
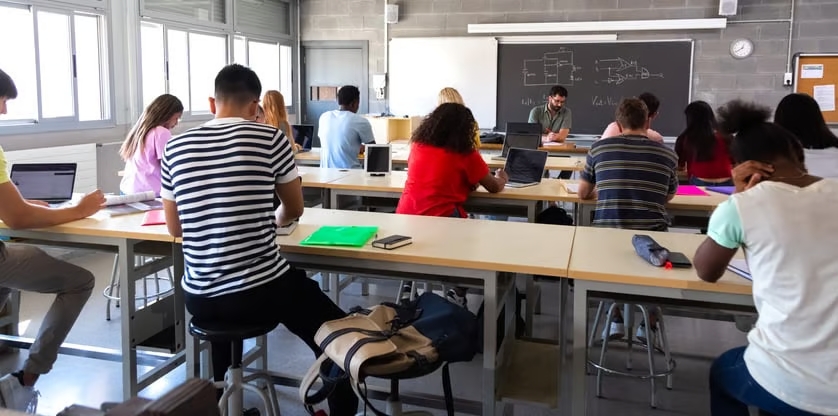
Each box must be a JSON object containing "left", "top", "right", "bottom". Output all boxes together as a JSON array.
[
  {"left": 594, "top": 58, "right": 663, "bottom": 85},
  {"left": 522, "top": 48, "right": 581, "bottom": 87}
]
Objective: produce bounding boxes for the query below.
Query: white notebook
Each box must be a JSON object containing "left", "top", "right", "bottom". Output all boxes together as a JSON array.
[
  {"left": 564, "top": 183, "right": 579, "bottom": 193},
  {"left": 726, "top": 259, "right": 751, "bottom": 281}
]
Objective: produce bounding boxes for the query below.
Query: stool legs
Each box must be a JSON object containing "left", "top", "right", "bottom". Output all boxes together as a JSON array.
[{"left": 215, "top": 339, "right": 280, "bottom": 416}]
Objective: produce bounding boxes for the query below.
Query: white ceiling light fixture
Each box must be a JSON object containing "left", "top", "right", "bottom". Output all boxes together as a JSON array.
[
  {"left": 497, "top": 34, "right": 619, "bottom": 44},
  {"left": 467, "top": 18, "right": 728, "bottom": 34}
]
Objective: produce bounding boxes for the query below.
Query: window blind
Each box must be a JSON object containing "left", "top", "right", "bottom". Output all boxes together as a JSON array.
[
  {"left": 142, "top": 0, "right": 226, "bottom": 24},
  {"left": 234, "top": 0, "right": 290, "bottom": 37}
]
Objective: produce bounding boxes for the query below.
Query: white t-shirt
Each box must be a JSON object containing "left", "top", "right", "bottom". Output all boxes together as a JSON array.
[
  {"left": 707, "top": 179, "right": 838, "bottom": 415},
  {"left": 804, "top": 147, "right": 838, "bottom": 179}
]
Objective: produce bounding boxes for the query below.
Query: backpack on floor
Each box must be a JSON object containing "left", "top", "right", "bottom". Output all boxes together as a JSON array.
[
  {"left": 536, "top": 205, "right": 574, "bottom": 226},
  {"left": 299, "top": 293, "right": 478, "bottom": 416}
]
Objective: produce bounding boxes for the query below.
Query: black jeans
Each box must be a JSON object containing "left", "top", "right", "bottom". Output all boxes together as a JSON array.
[{"left": 185, "top": 266, "right": 358, "bottom": 416}]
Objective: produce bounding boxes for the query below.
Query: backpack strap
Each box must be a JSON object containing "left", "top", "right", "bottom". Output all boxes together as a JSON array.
[{"left": 299, "top": 354, "right": 336, "bottom": 414}]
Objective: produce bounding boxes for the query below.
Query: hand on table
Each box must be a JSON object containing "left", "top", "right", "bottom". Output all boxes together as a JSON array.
[
  {"left": 733, "top": 161, "right": 773, "bottom": 193},
  {"left": 75, "top": 190, "right": 106, "bottom": 217}
]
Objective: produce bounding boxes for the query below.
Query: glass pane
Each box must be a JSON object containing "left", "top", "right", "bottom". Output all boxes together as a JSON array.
[
  {"left": 140, "top": 22, "right": 165, "bottom": 109},
  {"left": 280, "top": 45, "right": 292, "bottom": 106},
  {"left": 248, "top": 41, "right": 279, "bottom": 94},
  {"left": 74, "top": 14, "right": 103, "bottom": 121},
  {"left": 37, "top": 11, "right": 75, "bottom": 118},
  {"left": 143, "top": 0, "right": 226, "bottom": 24},
  {"left": 233, "top": 36, "right": 246, "bottom": 65},
  {"left": 188, "top": 32, "right": 226, "bottom": 114},
  {"left": 0, "top": 5, "right": 37, "bottom": 121},
  {"left": 167, "top": 30, "right": 190, "bottom": 112}
]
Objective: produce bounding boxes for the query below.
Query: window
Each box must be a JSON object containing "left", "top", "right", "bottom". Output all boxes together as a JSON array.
[
  {"left": 0, "top": 3, "right": 110, "bottom": 128},
  {"left": 142, "top": 0, "right": 226, "bottom": 25},
  {"left": 232, "top": 37, "right": 293, "bottom": 107},
  {"left": 140, "top": 23, "right": 227, "bottom": 116}
]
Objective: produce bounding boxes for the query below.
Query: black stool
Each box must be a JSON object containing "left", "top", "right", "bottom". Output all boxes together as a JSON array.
[
  {"left": 357, "top": 362, "right": 454, "bottom": 416},
  {"left": 188, "top": 319, "right": 281, "bottom": 416}
]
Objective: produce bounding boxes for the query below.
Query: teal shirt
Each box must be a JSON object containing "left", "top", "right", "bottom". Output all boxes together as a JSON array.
[
  {"left": 706, "top": 198, "right": 744, "bottom": 249},
  {"left": 528, "top": 104, "right": 573, "bottom": 133}
]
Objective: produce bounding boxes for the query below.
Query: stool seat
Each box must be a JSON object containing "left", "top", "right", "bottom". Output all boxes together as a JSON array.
[{"left": 188, "top": 319, "right": 276, "bottom": 342}]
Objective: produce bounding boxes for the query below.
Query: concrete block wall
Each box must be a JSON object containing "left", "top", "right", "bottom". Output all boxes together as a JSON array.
[{"left": 300, "top": 0, "right": 838, "bottom": 114}]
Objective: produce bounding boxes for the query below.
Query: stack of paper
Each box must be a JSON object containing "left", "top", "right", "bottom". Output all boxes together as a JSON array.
[
  {"left": 726, "top": 259, "right": 751, "bottom": 281},
  {"left": 564, "top": 183, "right": 580, "bottom": 193},
  {"left": 102, "top": 191, "right": 162, "bottom": 217}
]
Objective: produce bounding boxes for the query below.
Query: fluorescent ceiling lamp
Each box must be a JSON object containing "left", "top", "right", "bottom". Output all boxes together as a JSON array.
[
  {"left": 497, "top": 34, "right": 618, "bottom": 44},
  {"left": 468, "top": 18, "right": 727, "bottom": 34}
]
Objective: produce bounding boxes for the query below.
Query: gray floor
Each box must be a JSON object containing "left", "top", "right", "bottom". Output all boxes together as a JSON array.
[{"left": 0, "top": 244, "right": 749, "bottom": 416}]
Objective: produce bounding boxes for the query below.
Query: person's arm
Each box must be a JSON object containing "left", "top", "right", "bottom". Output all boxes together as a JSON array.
[
  {"left": 548, "top": 108, "right": 572, "bottom": 143},
  {"left": 0, "top": 183, "right": 104, "bottom": 230},
  {"left": 271, "top": 130, "right": 305, "bottom": 225},
  {"left": 153, "top": 127, "right": 173, "bottom": 161},
  {"left": 577, "top": 150, "right": 597, "bottom": 200},
  {"left": 479, "top": 170, "right": 508, "bottom": 193},
  {"left": 666, "top": 163, "right": 678, "bottom": 202},
  {"left": 159, "top": 149, "right": 182, "bottom": 237},
  {"left": 674, "top": 135, "right": 687, "bottom": 172},
  {"left": 732, "top": 160, "right": 774, "bottom": 193},
  {"left": 357, "top": 118, "right": 377, "bottom": 155},
  {"left": 694, "top": 199, "right": 742, "bottom": 282}
]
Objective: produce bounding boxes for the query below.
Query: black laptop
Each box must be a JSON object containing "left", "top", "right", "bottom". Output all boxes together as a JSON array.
[
  {"left": 492, "top": 133, "right": 541, "bottom": 160},
  {"left": 291, "top": 124, "right": 315, "bottom": 152},
  {"left": 505, "top": 122, "right": 543, "bottom": 136},
  {"left": 10, "top": 163, "right": 77, "bottom": 204},
  {"left": 504, "top": 149, "right": 549, "bottom": 188}
]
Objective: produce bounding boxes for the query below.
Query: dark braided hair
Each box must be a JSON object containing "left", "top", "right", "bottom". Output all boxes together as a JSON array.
[
  {"left": 410, "top": 103, "right": 478, "bottom": 154},
  {"left": 717, "top": 100, "right": 805, "bottom": 166}
]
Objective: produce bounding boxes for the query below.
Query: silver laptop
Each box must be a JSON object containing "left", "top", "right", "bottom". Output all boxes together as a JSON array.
[
  {"left": 504, "top": 148, "right": 548, "bottom": 188},
  {"left": 491, "top": 133, "right": 541, "bottom": 161},
  {"left": 10, "top": 163, "right": 77, "bottom": 205}
]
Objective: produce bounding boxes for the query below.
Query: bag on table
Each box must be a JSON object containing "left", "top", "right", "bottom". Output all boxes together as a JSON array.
[
  {"left": 299, "top": 293, "right": 478, "bottom": 416},
  {"left": 632, "top": 234, "right": 670, "bottom": 267}
]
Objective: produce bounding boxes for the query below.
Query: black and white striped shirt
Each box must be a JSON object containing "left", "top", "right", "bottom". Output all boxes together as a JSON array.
[{"left": 161, "top": 117, "right": 298, "bottom": 297}]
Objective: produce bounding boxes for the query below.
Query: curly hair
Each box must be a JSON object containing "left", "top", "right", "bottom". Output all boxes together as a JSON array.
[
  {"left": 410, "top": 103, "right": 478, "bottom": 154},
  {"left": 717, "top": 99, "right": 804, "bottom": 165}
]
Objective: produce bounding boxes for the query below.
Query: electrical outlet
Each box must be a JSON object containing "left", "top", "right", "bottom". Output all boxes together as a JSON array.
[{"left": 783, "top": 72, "right": 793, "bottom": 87}]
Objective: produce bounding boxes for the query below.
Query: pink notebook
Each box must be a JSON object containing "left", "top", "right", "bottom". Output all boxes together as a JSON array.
[
  {"left": 676, "top": 185, "right": 709, "bottom": 196},
  {"left": 141, "top": 209, "right": 166, "bottom": 226}
]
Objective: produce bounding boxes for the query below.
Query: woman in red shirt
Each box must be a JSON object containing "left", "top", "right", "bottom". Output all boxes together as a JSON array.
[
  {"left": 675, "top": 101, "right": 734, "bottom": 186},
  {"left": 397, "top": 103, "right": 508, "bottom": 307},
  {"left": 397, "top": 103, "right": 508, "bottom": 218}
]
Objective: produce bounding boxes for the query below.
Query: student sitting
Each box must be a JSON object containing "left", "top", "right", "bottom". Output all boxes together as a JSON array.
[
  {"left": 161, "top": 64, "right": 357, "bottom": 415},
  {"left": 263, "top": 90, "right": 301, "bottom": 152},
  {"left": 600, "top": 92, "right": 664, "bottom": 143},
  {"left": 318, "top": 85, "right": 375, "bottom": 169},
  {"left": 253, "top": 104, "right": 265, "bottom": 123},
  {"left": 437, "top": 87, "right": 481, "bottom": 148},
  {"left": 397, "top": 103, "right": 507, "bottom": 306},
  {"left": 119, "top": 94, "right": 184, "bottom": 196},
  {"left": 674, "top": 101, "right": 733, "bottom": 186},
  {"left": 774, "top": 92, "right": 838, "bottom": 178},
  {"left": 578, "top": 97, "right": 678, "bottom": 340},
  {"left": 694, "top": 100, "right": 838, "bottom": 416},
  {"left": 0, "top": 69, "right": 105, "bottom": 410}
]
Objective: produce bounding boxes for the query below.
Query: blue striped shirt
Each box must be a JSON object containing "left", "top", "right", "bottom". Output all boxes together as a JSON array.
[
  {"left": 580, "top": 135, "right": 678, "bottom": 231},
  {"left": 161, "top": 117, "right": 298, "bottom": 297}
]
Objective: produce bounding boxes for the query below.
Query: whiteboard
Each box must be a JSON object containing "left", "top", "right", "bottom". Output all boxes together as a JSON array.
[{"left": 389, "top": 37, "right": 498, "bottom": 129}]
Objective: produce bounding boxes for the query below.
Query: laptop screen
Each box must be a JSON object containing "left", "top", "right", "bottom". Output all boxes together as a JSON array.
[
  {"left": 505, "top": 122, "right": 542, "bottom": 135},
  {"left": 10, "top": 163, "right": 77, "bottom": 201},
  {"left": 291, "top": 124, "right": 315, "bottom": 150},
  {"left": 365, "top": 145, "right": 391, "bottom": 173},
  {"left": 504, "top": 149, "right": 548, "bottom": 184},
  {"left": 501, "top": 133, "right": 541, "bottom": 157}
]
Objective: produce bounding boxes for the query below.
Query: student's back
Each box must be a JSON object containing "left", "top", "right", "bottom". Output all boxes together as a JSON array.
[
  {"left": 319, "top": 110, "right": 372, "bottom": 169},
  {"left": 584, "top": 135, "right": 677, "bottom": 230}
]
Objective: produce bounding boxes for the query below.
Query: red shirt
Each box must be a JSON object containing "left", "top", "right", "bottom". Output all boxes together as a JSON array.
[
  {"left": 675, "top": 133, "right": 733, "bottom": 179},
  {"left": 396, "top": 143, "right": 489, "bottom": 218}
]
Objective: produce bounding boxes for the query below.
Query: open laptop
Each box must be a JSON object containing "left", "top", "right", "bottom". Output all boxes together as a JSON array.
[
  {"left": 505, "top": 122, "right": 542, "bottom": 136},
  {"left": 491, "top": 133, "right": 541, "bottom": 161},
  {"left": 291, "top": 124, "right": 315, "bottom": 152},
  {"left": 10, "top": 163, "right": 77, "bottom": 205},
  {"left": 504, "top": 148, "right": 548, "bottom": 188}
]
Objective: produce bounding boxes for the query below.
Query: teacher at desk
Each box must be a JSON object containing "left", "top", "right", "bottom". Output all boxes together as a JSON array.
[{"left": 528, "top": 85, "right": 572, "bottom": 143}]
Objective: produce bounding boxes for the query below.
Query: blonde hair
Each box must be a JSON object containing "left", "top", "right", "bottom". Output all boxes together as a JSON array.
[
  {"left": 438, "top": 87, "right": 465, "bottom": 106},
  {"left": 263, "top": 90, "right": 294, "bottom": 143},
  {"left": 120, "top": 94, "right": 183, "bottom": 160}
]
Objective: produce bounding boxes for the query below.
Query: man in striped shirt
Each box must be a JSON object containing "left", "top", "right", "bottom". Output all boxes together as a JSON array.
[
  {"left": 578, "top": 97, "right": 678, "bottom": 231},
  {"left": 161, "top": 64, "right": 357, "bottom": 414}
]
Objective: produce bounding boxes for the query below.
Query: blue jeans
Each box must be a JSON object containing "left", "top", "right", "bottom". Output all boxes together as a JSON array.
[
  {"left": 710, "top": 347, "right": 820, "bottom": 416},
  {"left": 690, "top": 177, "right": 734, "bottom": 187}
]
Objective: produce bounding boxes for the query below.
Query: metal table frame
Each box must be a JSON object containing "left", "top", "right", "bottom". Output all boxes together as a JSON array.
[{"left": 0, "top": 230, "right": 184, "bottom": 399}]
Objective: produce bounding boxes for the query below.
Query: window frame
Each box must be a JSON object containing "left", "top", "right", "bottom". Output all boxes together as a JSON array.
[
  {"left": 231, "top": 33, "right": 294, "bottom": 111},
  {"left": 0, "top": 0, "right": 114, "bottom": 135},
  {"left": 138, "top": 21, "right": 229, "bottom": 121}
]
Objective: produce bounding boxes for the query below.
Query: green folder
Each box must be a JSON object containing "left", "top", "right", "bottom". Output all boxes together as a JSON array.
[{"left": 299, "top": 226, "right": 379, "bottom": 247}]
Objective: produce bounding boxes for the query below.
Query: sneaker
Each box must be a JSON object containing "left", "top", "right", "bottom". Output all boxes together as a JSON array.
[
  {"left": 602, "top": 322, "right": 625, "bottom": 340},
  {"left": 445, "top": 289, "right": 468, "bottom": 309},
  {"left": 0, "top": 374, "right": 38, "bottom": 412},
  {"left": 636, "top": 324, "right": 658, "bottom": 347}
]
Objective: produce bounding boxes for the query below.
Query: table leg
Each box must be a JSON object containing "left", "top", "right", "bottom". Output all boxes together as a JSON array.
[
  {"left": 118, "top": 239, "right": 139, "bottom": 399},
  {"left": 524, "top": 276, "right": 535, "bottom": 338},
  {"left": 330, "top": 191, "right": 339, "bottom": 210},
  {"left": 571, "top": 281, "right": 589, "bottom": 416},
  {"left": 321, "top": 189, "right": 331, "bottom": 209},
  {"left": 482, "top": 272, "right": 498, "bottom": 416}
]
